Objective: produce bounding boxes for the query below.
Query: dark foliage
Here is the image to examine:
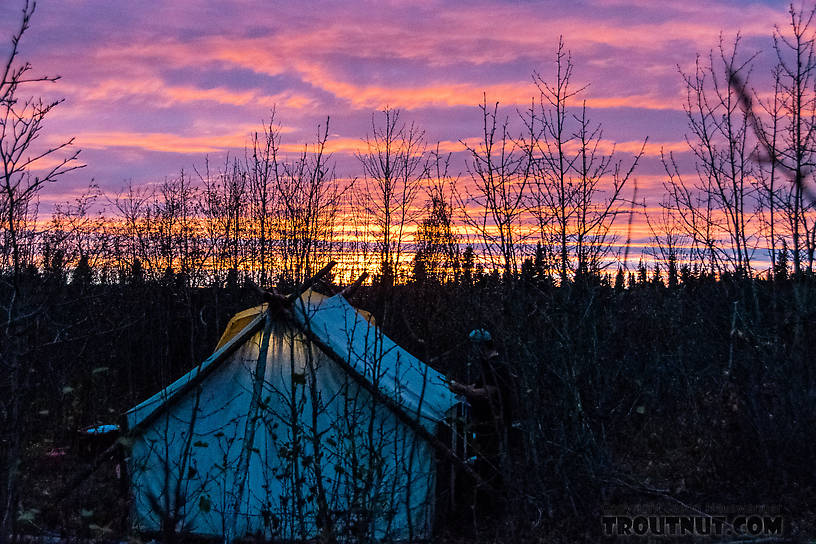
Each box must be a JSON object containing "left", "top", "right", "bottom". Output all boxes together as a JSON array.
[{"left": 4, "top": 267, "right": 815, "bottom": 541}]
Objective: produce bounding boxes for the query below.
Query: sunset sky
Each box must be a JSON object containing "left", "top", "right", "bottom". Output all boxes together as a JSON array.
[{"left": 0, "top": 0, "right": 798, "bottom": 264}]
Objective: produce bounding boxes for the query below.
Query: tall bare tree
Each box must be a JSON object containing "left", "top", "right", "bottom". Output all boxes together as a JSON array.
[
  {"left": 753, "top": 66, "right": 785, "bottom": 276},
  {"left": 523, "top": 38, "right": 643, "bottom": 282},
  {"left": 771, "top": 4, "right": 816, "bottom": 273},
  {"left": 523, "top": 38, "right": 583, "bottom": 283},
  {"left": 357, "top": 108, "right": 427, "bottom": 285},
  {"left": 246, "top": 112, "right": 282, "bottom": 287},
  {"left": 0, "top": 2, "right": 83, "bottom": 540},
  {"left": 460, "top": 95, "right": 529, "bottom": 279},
  {"left": 663, "top": 35, "right": 759, "bottom": 276},
  {"left": 273, "top": 119, "right": 344, "bottom": 285}
]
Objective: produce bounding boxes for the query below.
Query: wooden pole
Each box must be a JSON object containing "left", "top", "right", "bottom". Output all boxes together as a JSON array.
[
  {"left": 285, "top": 260, "right": 337, "bottom": 304},
  {"left": 339, "top": 271, "right": 368, "bottom": 298}
]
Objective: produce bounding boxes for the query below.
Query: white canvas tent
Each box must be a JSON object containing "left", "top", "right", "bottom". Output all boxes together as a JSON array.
[{"left": 124, "top": 288, "right": 458, "bottom": 541}]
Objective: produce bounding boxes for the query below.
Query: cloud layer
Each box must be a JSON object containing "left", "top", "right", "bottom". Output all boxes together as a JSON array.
[{"left": 0, "top": 0, "right": 792, "bottom": 251}]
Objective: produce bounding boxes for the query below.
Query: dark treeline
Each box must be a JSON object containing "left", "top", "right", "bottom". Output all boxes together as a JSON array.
[
  {"left": 3, "top": 1, "right": 816, "bottom": 541},
  {"left": 3, "top": 267, "right": 816, "bottom": 540}
]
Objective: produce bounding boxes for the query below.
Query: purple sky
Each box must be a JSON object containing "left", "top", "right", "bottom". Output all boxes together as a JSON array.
[{"left": 0, "top": 0, "right": 795, "bottom": 251}]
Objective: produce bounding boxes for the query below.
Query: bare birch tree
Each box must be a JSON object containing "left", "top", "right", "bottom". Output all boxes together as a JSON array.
[
  {"left": 357, "top": 108, "right": 427, "bottom": 285},
  {"left": 770, "top": 4, "right": 816, "bottom": 273},
  {"left": 0, "top": 2, "right": 83, "bottom": 540},
  {"left": 523, "top": 38, "right": 644, "bottom": 282},
  {"left": 460, "top": 96, "right": 529, "bottom": 279},
  {"left": 273, "top": 119, "right": 344, "bottom": 286},
  {"left": 663, "top": 35, "right": 759, "bottom": 276},
  {"left": 246, "top": 112, "right": 282, "bottom": 287}
]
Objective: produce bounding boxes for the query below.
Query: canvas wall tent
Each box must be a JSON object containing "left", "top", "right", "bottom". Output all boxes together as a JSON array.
[{"left": 124, "top": 288, "right": 459, "bottom": 542}]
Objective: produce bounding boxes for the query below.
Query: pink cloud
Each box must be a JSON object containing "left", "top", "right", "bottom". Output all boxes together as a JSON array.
[
  {"left": 4, "top": 0, "right": 793, "bottom": 260},
  {"left": 67, "top": 130, "right": 254, "bottom": 154}
]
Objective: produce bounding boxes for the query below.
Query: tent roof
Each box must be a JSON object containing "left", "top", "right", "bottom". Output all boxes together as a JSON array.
[
  {"left": 125, "top": 291, "right": 456, "bottom": 433},
  {"left": 291, "top": 291, "right": 455, "bottom": 428}
]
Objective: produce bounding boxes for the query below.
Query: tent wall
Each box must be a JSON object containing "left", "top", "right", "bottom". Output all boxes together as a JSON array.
[{"left": 129, "top": 320, "right": 438, "bottom": 541}]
